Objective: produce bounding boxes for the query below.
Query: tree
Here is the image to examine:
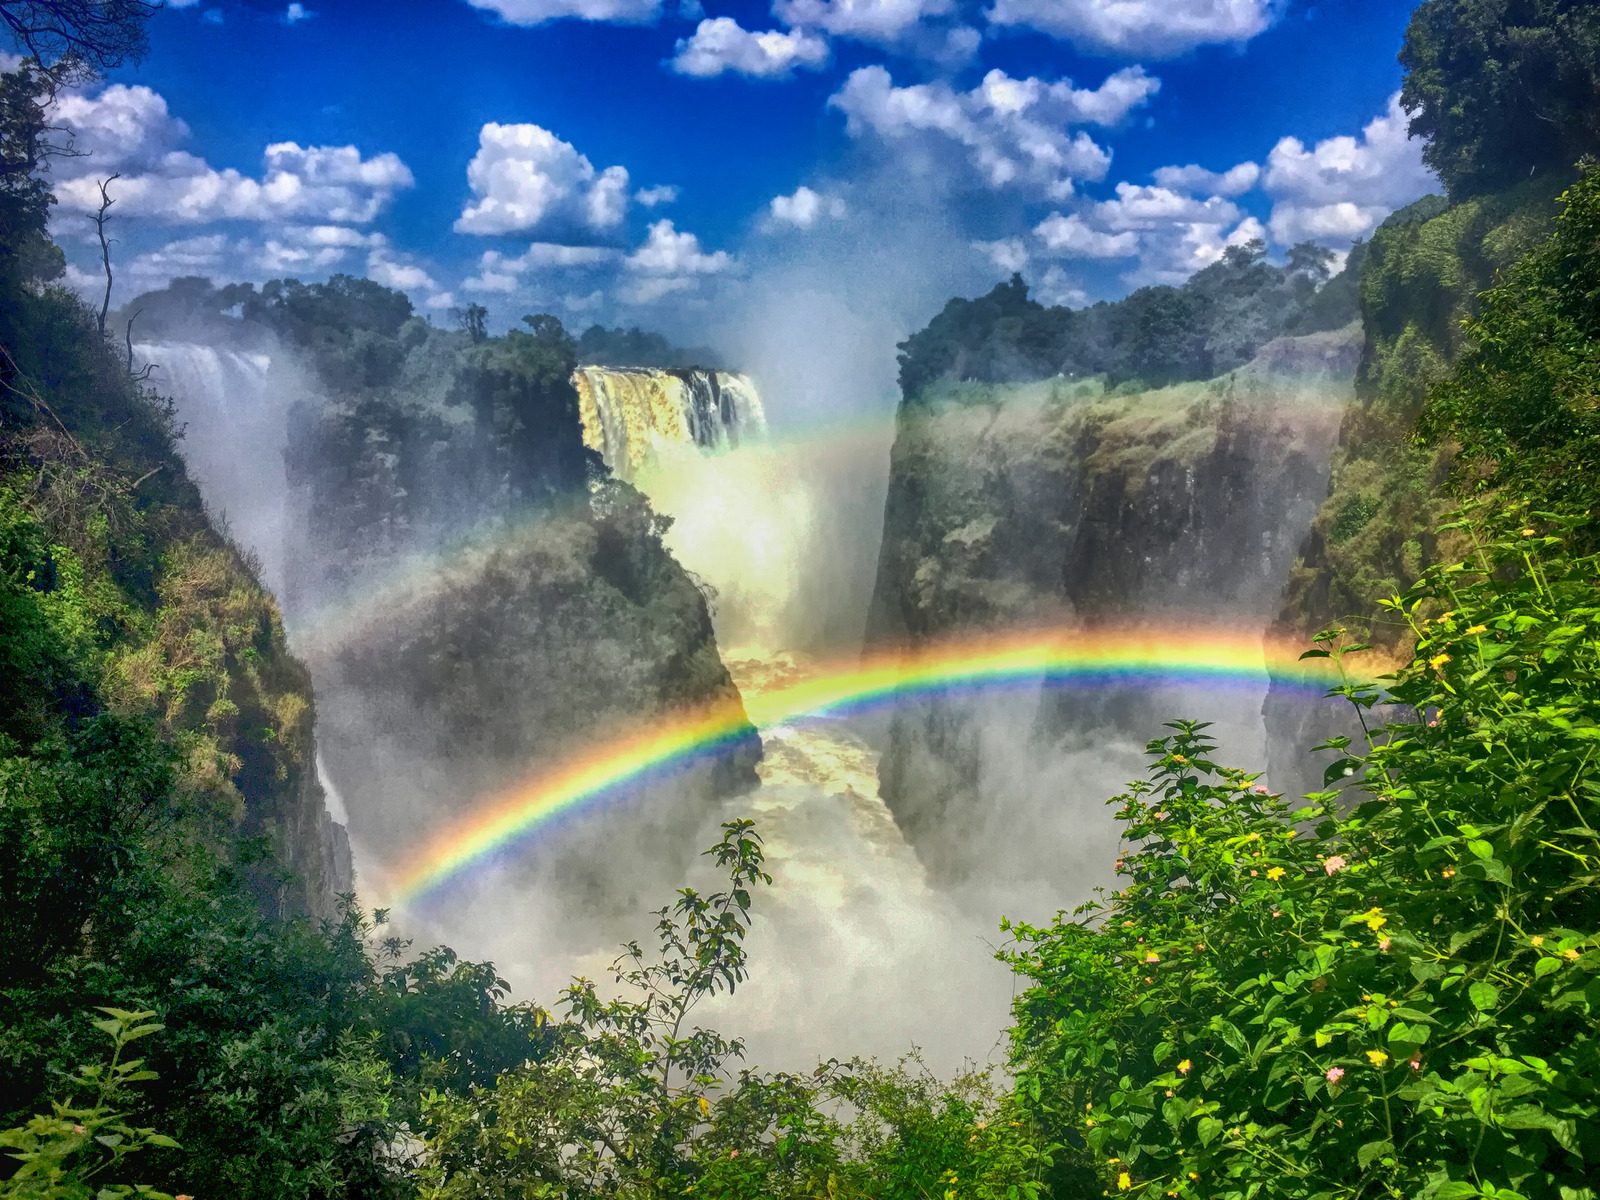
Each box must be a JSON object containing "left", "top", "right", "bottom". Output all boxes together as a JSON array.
[
  {"left": 1400, "top": 0, "right": 1600, "bottom": 196},
  {"left": 1420, "top": 163, "right": 1600, "bottom": 515},
  {"left": 453, "top": 301, "right": 487, "bottom": 344},
  {"left": 0, "top": 0, "right": 158, "bottom": 88}
]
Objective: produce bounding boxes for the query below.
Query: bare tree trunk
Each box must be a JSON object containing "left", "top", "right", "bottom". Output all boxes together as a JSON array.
[{"left": 93, "top": 173, "right": 120, "bottom": 336}]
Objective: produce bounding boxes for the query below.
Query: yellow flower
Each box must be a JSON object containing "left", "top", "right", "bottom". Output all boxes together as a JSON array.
[
  {"left": 1531, "top": 935, "right": 1544, "bottom": 947},
  {"left": 1266, "top": 866, "right": 1286, "bottom": 881},
  {"left": 1363, "top": 907, "right": 1387, "bottom": 931},
  {"left": 1429, "top": 652, "right": 1451, "bottom": 670},
  {"left": 1177, "top": 1059, "right": 1193, "bottom": 1074},
  {"left": 1466, "top": 624, "right": 1488, "bottom": 636},
  {"left": 1366, "top": 1050, "right": 1389, "bottom": 1067},
  {"left": 1562, "top": 948, "right": 1580, "bottom": 960},
  {"left": 1520, "top": 527, "right": 1536, "bottom": 537},
  {"left": 1118, "top": 1171, "right": 1133, "bottom": 1191},
  {"left": 698, "top": 1096, "right": 711, "bottom": 1118}
]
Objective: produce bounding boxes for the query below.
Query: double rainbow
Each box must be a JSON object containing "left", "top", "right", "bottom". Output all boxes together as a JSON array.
[{"left": 387, "top": 626, "right": 1356, "bottom": 908}]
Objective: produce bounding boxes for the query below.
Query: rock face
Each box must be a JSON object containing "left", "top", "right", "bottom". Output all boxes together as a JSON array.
[
  {"left": 281, "top": 359, "right": 760, "bottom": 916},
  {"left": 1260, "top": 182, "right": 1565, "bottom": 796},
  {"left": 866, "top": 328, "right": 1360, "bottom": 880}
]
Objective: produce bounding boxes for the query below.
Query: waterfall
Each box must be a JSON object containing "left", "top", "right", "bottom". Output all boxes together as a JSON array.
[
  {"left": 134, "top": 341, "right": 297, "bottom": 600},
  {"left": 573, "top": 366, "right": 769, "bottom": 481}
]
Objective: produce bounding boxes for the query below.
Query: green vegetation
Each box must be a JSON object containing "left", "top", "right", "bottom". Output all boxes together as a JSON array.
[
  {"left": 1006, "top": 510, "right": 1600, "bottom": 1199},
  {"left": 1400, "top": 0, "right": 1600, "bottom": 198},
  {"left": 1421, "top": 166, "right": 1600, "bottom": 517},
  {"left": 574, "top": 324, "right": 724, "bottom": 370},
  {"left": 897, "top": 241, "right": 1351, "bottom": 405},
  {"left": 4, "top": 0, "right": 1600, "bottom": 1196}
]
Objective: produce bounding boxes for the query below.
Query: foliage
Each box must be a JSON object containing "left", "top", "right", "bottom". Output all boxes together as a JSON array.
[
  {"left": 0, "top": 1009, "right": 178, "bottom": 1200},
  {"left": 419, "top": 820, "right": 1049, "bottom": 1199},
  {"left": 897, "top": 243, "right": 1348, "bottom": 404},
  {"left": 0, "top": 1, "right": 157, "bottom": 88},
  {"left": 1005, "top": 508, "right": 1600, "bottom": 1200},
  {"left": 1276, "top": 178, "right": 1562, "bottom": 649},
  {"left": 1400, "top": 0, "right": 1600, "bottom": 198},
  {"left": 1421, "top": 165, "right": 1600, "bottom": 517},
  {"left": 575, "top": 324, "right": 723, "bottom": 370}
]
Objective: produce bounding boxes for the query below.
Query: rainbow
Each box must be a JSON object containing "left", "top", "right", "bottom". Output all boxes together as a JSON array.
[{"left": 387, "top": 626, "right": 1361, "bottom": 908}]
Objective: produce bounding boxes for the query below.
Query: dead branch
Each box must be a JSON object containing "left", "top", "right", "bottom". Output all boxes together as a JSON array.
[{"left": 93, "top": 172, "right": 119, "bottom": 335}]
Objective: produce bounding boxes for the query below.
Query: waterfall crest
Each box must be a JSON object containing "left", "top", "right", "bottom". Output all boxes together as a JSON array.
[{"left": 574, "top": 366, "right": 768, "bottom": 480}]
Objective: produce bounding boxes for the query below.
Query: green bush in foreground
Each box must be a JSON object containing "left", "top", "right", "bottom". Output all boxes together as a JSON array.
[{"left": 1004, "top": 506, "right": 1599, "bottom": 1200}]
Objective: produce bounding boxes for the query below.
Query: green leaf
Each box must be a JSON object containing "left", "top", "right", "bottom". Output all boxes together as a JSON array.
[
  {"left": 1468, "top": 981, "right": 1501, "bottom": 1011},
  {"left": 1357, "top": 1139, "right": 1394, "bottom": 1170}
]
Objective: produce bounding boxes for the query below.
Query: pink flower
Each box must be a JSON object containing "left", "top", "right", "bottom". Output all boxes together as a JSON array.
[
  {"left": 1324, "top": 855, "right": 1348, "bottom": 875},
  {"left": 1378, "top": 938, "right": 1391, "bottom": 952},
  {"left": 1254, "top": 785, "right": 1270, "bottom": 795},
  {"left": 1152, "top": 811, "right": 1169, "bottom": 821},
  {"left": 1325, "top": 1067, "right": 1344, "bottom": 1084}
]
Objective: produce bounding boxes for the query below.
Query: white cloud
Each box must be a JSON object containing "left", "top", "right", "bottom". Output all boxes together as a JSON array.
[
  {"left": 454, "top": 123, "right": 629, "bottom": 237},
  {"left": 987, "top": 0, "right": 1284, "bottom": 56},
  {"left": 48, "top": 85, "right": 413, "bottom": 226},
  {"left": 425, "top": 291, "right": 457, "bottom": 310},
  {"left": 1035, "top": 265, "right": 1089, "bottom": 308},
  {"left": 1033, "top": 212, "right": 1138, "bottom": 258},
  {"left": 1263, "top": 93, "right": 1436, "bottom": 248},
  {"left": 461, "top": 242, "right": 621, "bottom": 294},
  {"left": 366, "top": 246, "right": 437, "bottom": 291},
  {"left": 284, "top": 3, "right": 314, "bottom": 23},
  {"left": 618, "top": 218, "right": 733, "bottom": 303},
  {"left": 670, "top": 17, "right": 828, "bottom": 78},
  {"left": 829, "top": 65, "right": 1156, "bottom": 197},
  {"left": 626, "top": 218, "right": 732, "bottom": 275},
  {"left": 973, "top": 236, "right": 1029, "bottom": 273},
  {"left": 768, "top": 185, "right": 847, "bottom": 229},
  {"left": 464, "top": 0, "right": 661, "bottom": 25},
  {"left": 635, "top": 184, "right": 679, "bottom": 206},
  {"left": 1153, "top": 160, "right": 1260, "bottom": 197},
  {"left": 773, "top": 0, "right": 978, "bottom": 62},
  {"left": 1093, "top": 183, "right": 1241, "bottom": 231}
]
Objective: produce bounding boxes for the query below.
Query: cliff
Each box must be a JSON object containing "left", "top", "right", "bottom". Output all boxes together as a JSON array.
[
  {"left": 866, "top": 328, "right": 1360, "bottom": 879},
  {"left": 0, "top": 288, "right": 350, "bottom": 920},
  {"left": 1262, "top": 177, "right": 1568, "bottom": 793}
]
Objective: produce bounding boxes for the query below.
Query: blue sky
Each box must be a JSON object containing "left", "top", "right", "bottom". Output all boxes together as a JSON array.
[{"left": 35, "top": 0, "right": 1436, "bottom": 351}]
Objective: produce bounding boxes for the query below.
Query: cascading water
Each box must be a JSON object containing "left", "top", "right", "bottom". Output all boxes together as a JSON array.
[
  {"left": 135, "top": 342, "right": 296, "bottom": 598},
  {"left": 563, "top": 366, "right": 1018, "bottom": 1071},
  {"left": 573, "top": 366, "right": 768, "bottom": 481}
]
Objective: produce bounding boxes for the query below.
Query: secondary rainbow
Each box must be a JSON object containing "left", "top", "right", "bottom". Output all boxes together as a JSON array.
[{"left": 387, "top": 626, "right": 1362, "bottom": 908}]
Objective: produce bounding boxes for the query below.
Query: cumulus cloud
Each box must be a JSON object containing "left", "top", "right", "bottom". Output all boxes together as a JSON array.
[
  {"left": 1033, "top": 212, "right": 1138, "bottom": 258},
  {"left": 618, "top": 218, "right": 734, "bottom": 303},
  {"left": 670, "top": 17, "right": 829, "bottom": 78},
  {"left": 454, "top": 123, "right": 629, "bottom": 237},
  {"left": 284, "top": 3, "right": 313, "bottom": 23},
  {"left": 768, "top": 185, "right": 848, "bottom": 230},
  {"left": 1263, "top": 93, "right": 1436, "bottom": 248},
  {"left": 48, "top": 86, "right": 414, "bottom": 226},
  {"left": 773, "top": 0, "right": 978, "bottom": 62},
  {"left": 1028, "top": 180, "right": 1267, "bottom": 287},
  {"left": 366, "top": 246, "right": 437, "bottom": 291},
  {"left": 1035, "top": 264, "right": 1089, "bottom": 307},
  {"left": 1153, "top": 160, "right": 1260, "bottom": 197},
  {"left": 464, "top": 0, "right": 662, "bottom": 25},
  {"left": 987, "top": 0, "right": 1285, "bottom": 56},
  {"left": 973, "top": 235, "right": 1029, "bottom": 273},
  {"left": 1092, "top": 182, "right": 1242, "bottom": 231},
  {"left": 635, "top": 184, "right": 679, "bottom": 206},
  {"left": 829, "top": 65, "right": 1156, "bottom": 197},
  {"left": 462, "top": 242, "right": 621, "bottom": 294}
]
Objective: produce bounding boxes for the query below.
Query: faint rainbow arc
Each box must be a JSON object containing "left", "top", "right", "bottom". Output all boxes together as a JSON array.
[{"left": 387, "top": 627, "right": 1357, "bottom": 908}]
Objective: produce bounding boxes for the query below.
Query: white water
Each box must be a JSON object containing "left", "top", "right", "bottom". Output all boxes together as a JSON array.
[{"left": 135, "top": 342, "right": 299, "bottom": 601}]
